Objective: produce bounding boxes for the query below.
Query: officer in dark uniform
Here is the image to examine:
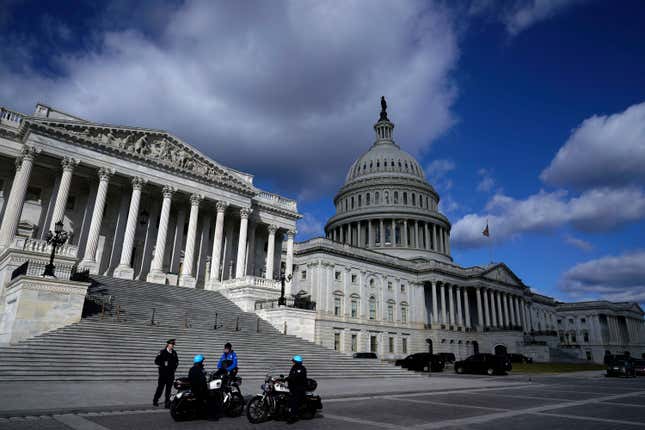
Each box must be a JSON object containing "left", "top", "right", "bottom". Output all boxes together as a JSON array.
[
  {"left": 153, "top": 339, "right": 179, "bottom": 408},
  {"left": 286, "top": 355, "right": 307, "bottom": 424},
  {"left": 189, "top": 355, "right": 219, "bottom": 420}
]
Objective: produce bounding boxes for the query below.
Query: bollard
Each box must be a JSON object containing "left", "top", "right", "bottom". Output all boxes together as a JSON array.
[
  {"left": 235, "top": 316, "right": 240, "bottom": 332},
  {"left": 256, "top": 317, "right": 260, "bottom": 333},
  {"left": 214, "top": 313, "right": 218, "bottom": 330},
  {"left": 150, "top": 308, "right": 156, "bottom": 326},
  {"left": 283, "top": 320, "right": 287, "bottom": 335},
  {"left": 115, "top": 304, "right": 121, "bottom": 322}
]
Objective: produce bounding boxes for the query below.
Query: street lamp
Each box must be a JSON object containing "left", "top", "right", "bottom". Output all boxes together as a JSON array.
[
  {"left": 277, "top": 271, "right": 292, "bottom": 306},
  {"left": 43, "top": 220, "right": 68, "bottom": 277}
]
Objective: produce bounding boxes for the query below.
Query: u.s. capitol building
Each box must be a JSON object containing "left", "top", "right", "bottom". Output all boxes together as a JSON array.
[{"left": 0, "top": 101, "right": 643, "bottom": 364}]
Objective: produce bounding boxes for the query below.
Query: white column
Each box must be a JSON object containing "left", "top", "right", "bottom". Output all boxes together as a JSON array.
[
  {"left": 114, "top": 177, "right": 146, "bottom": 279},
  {"left": 456, "top": 286, "right": 463, "bottom": 327},
  {"left": 446, "top": 229, "right": 451, "bottom": 255},
  {"left": 49, "top": 157, "right": 78, "bottom": 231},
  {"left": 464, "top": 288, "right": 471, "bottom": 329},
  {"left": 80, "top": 167, "right": 113, "bottom": 272},
  {"left": 379, "top": 219, "right": 384, "bottom": 245},
  {"left": 483, "top": 288, "right": 490, "bottom": 327},
  {"left": 367, "top": 220, "right": 372, "bottom": 246},
  {"left": 245, "top": 222, "right": 257, "bottom": 276},
  {"left": 489, "top": 290, "right": 498, "bottom": 327},
  {"left": 476, "top": 288, "right": 483, "bottom": 329},
  {"left": 356, "top": 221, "right": 362, "bottom": 247},
  {"left": 208, "top": 202, "right": 227, "bottom": 284},
  {"left": 0, "top": 147, "right": 38, "bottom": 250},
  {"left": 265, "top": 224, "right": 277, "bottom": 280},
  {"left": 286, "top": 229, "right": 295, "bottom": 295},
  {"left": 431, "top": 281, "right": 439, "bottom": 324},
  {"left": 503, "top": 294, "right": 510, "bottom": 328},
  {"left": 440, "top": 283, "right": 447, "bottom": 325},
  {"left": 415, "top": 221, "right": 421, "bottom": 249},
  {"left": 180, "top": 194, "right": 202, "bottom": 287},
  {"left": 403, "top": 220, "right": 408, "bottom": 247},
  {"left": 424, "top": 223, "right": 430, "bottom": 250},
  {"left": 448, "top": 284, "right": 455, "bottom": 326},
  {"left": 235, "top": 208, "right": 251, "bottom": 278},
  {"left": 147, "top": 186, "right": 174, "bottom": 283},
  {"left": 432, "top": 224, "right": 437, "bottom": 251},
  {"left": 496, "top": 291, "right": 504, "bottom": 328}
]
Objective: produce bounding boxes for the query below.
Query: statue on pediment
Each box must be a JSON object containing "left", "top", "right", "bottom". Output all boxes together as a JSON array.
[
  {"left": 133, "top": 135, "right": 149, "bottom": 155},
  {"left": 113, "top": 134, "right": 131, "bottom": 150},
  {"left": 149, "top": 137, "right": 172, "bottom": 160}
]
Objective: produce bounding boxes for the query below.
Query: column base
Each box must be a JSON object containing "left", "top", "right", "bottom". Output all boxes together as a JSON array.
[
  {"left": 179, "top": 275, "right": 196, "bottom": 288},
  {"left": 113, "top": 265, "right": 135, "bottom": 280},
  {"left": 78, "top": 260, "right": 99, "bottom": 275},
  {"left": 146, "top": 270, "right": 167, "bottom": 285}
]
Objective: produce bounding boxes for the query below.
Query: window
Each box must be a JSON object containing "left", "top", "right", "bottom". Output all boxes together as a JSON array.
[
  {"left": 351, "top": 335, "right": 357, "bottom": 352},
  {"left": 387, "top": 281, "right": 392, "bottom": 291},
  {"left": 366, "top": 193, "right": 370, "bottom": 205},
  {"left": 387, "top": 304, "right": 394, "bottom": 321},
  {"left": 401, "top": 306, "right": 408, "bottom": 323},
  {"left": 351, "top": 299, "right": 358, "bottom": 318},
  {"left": 358, "top": 195, "right": 362, "bottom": 207},
  {"left": 369, "top": 297, "right": 376, "bottom": 320},
  {"left": 394, "top": 191, "right": 399, "bottom": 204},
  {"left": 334, "top": 333, "right": 341, "bottom": 351},
  {"left": 334, "top": 297, "right": 341, "bottom": 316},
  {"left": 370, "top": 335, "right": 378, "bottom": 353},
  {"left": 25, "top": 186, "right": 41, "bottom": 201},
  {"left": 369, "top": 278, "right": 375, "bottom": 288},
  {"left": 583, "top": 332, "right": 589, "bottom": 343},
  {"left": 585, "top": 351, "right": 592, "bottom": 361},
  {"left": 400, "top": 283, "right": 406, "bottom": 293},
  {"left": 335, "top": 271, "right": 342, "bottom": 281},
  {"left": 385, "top": 191, "right": 389, "bottom": 204},
  {"left": 568, "top": 318, "right": 574, "bottom": 325},
  {"left": 402, "top": 338, "right": 407, "bottom": 353},
  {"left": 375, "top": 192, "right": 380, "bottom": 204},
  {"left": 351, "top": 197, "right": 354, "bottom": 209},
  {"left": 389, "top": 337, "right": 394, "bottom": 353},
  {"left": 300, "top": 270, "right": 307, "bottom": 280},
  {"left": 351, "top": 274, "right": 357, "bottom": 284},
  {"left": 581, "top": 318, "right": 586, "bottom": 324},
  {"left": 403, "top": 192, "right": 408, "bottom": 205},
  {"left": 557, "top": 319, "right": 562, "bottom": 325},
  {"left": 412, "top": 193, "right": 416, "bottom": 206},
  {"left": 571, "top": 333, "right": 577, "bottom": 343}
]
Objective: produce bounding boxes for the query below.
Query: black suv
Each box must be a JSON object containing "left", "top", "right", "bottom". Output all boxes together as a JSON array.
[
  {"left": 508, "top": 353, "right": 533, "bottom": 363},
  {"left": 395, "top": 353, "right": 445, "bottom": 372},
  {"left": 352, "top": 352, "right": 377, "bottom": 359},
  {"left": 606, "top": 359, "right": 636, "bottom": 378},
  {"left": 437, "top": 352, "right": 456, "bottom": 364},
  {"left": 454, "top": 353, "right": 512, "bottom": 376}
]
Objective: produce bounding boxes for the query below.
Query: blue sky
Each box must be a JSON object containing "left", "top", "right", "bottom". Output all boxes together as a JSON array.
[{"left": 1, "top": 0, "right": 644, "bottom": 304}]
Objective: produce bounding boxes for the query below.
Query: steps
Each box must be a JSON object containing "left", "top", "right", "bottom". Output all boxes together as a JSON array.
[
  {"left": 548, "top": 347, "right": 587, "bottom": 363},
  {"left": 0, "top": 275, "right": 417, "bottom": 381}
]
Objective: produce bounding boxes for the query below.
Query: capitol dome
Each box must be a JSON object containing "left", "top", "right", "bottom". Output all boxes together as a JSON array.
[{"left": 325, "top": 98, "right": 452, "bottom": 262}]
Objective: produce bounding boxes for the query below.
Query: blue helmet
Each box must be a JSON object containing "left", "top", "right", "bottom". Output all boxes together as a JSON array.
[
  {"left": 193, "top": 354, "right": 204, "bottom": 364},
  {"left": 292, "top": 355, "right": 303, "bottom": 363}
]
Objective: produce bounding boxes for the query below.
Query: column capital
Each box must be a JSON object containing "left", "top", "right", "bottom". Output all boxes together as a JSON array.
[
  {"left": 15, "top": 145, "right": 40, "bottom": 169},
  {"left": 189, "top": 193, "right": 204, "bottom": 206},
  {"left": 240, "top": 207, "right": 252, "bottom": 219},
  {"left": 97, "top": 167, "right": 115, "bottom": 181},
  {"left": 162, "top": 185, "right": 176, "bottom": 198},
  {"left": 215, "top": 201, "right": 228, "bottom": 213},
  {"left": 287, "top": 229, "right": 296, "bottom": 238},
  {"left": 61, "top": 157, "right": 79, "bottom": 172},
  {"left": 131, "top": 177, "right": 147, "bottom": 190},
  {"left": 267, "top": 224, "right": 278, "bottom": 234}
]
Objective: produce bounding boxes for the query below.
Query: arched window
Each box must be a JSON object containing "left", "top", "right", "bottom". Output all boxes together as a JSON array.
[
  {"left": 375, "top": 192, "right": 380, "bottom": 204},
  {"left": 358, "top": 195, "right": 362, "bottom": 207},
  {"left": 351, "top": 196, "right": 354, "bottom": 209},
  {"left": 350, "top": 294, "right": 360, "bottom": 319},
  {"left": 403, "top": 192, "right": 408, "bottom": 205},
  {"left": 385, "top": 191, "right": 389, "bottom": 204},
  {"left": 366, "top": 193, "right": 370, "bottom": 205},
  {"left": 400, "top": 302, "right": 409, "bottom": 324},
  {"left": 387, "top": 300, "right": 395, "bottom": 321},
  {"left": 412, "top": 193, "right": 416, "bottom": 206},
  {"left": 394, "top": 191, "right": 399, "bottom": 204},
  {"left": 369, "top": 296, "right": 377, "bottom": 320}
]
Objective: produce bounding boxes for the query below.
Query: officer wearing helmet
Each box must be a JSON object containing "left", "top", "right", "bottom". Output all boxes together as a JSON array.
[
  {"left": 188, "top": 354, "right": 218, "bottom": 420},
  {"left": 286, "top": 355, "right": 307, "bottom": 423},
  {"left": 217, "top": 342, "right": 238, "bottom": 380}
]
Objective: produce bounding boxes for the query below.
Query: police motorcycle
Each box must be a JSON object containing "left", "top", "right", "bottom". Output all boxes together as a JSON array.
[
  {"left": 246, "top": 371, "right": 322, "bottom": 423},
  {"left": 170, "top": 367, "right": 245, "bottom": 421}
]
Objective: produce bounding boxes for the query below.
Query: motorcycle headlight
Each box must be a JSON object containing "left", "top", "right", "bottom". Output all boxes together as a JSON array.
[{"left": 175, "top": 392, "right": 183, "bottom": 399}]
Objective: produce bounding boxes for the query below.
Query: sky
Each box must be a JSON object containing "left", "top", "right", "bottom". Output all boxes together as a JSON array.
[{"left": 1, "top": 0, "right": 644, "bottom": 305}]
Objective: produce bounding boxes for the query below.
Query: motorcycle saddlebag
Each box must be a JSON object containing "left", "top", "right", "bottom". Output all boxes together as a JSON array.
[
  {"left": 307, "top": 395, "right": 323, "bottom": 410},
  {"left": 305, "top": 378, "right": 317, "bottom": 391},
  {"left": 173, "top": 377, "right": 191, "bottom": 390}
]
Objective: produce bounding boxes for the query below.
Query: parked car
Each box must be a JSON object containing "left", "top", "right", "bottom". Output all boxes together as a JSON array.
[
  {"left": 508, "top": 353, "right": 533, "bottom": 363},
  {"left": 454, "top": 353, "right": 512, "bottom": 376},
  {"left": 633, "top": 360, "right": 645, "bottom": 376},
  {"left": 395, "top": 353, "right": 445, "bottom": 372},
  {"left": 352, "top": 352, "right": 377, "bottom": 359},
  {"left": 606, "top": 359, "right": 636, "bottom": 378},
  {"left": 437, "top": 353, "right": 456, "bottom": 364}
]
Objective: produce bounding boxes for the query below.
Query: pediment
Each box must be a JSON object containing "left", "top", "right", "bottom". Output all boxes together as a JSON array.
[
  {"left": 22, "top": 118, "right": 257, "bottom": 196},
  {"left": 481, "top": 264, "right": 524, "bottom": 287}
]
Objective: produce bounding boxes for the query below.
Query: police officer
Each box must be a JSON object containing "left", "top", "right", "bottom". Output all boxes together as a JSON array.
[
  {"left": 217, "top": 342, "right": 238, "bottom": 381},
  {"left": 286, "top": 355, "right": 307, "bottom": 424},
  {"left": 153, "top": 339, "right": 179, "bottom": 408},
  {"left": 189, "top": 355, "right": 218, "bottom": 420}
]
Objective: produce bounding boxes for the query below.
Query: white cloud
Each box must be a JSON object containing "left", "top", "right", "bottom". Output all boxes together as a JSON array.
[
  {"left": 564, "top": 235, "right": 593, "bottom": 252},
  {"left": 541, "top": 101, "right": 645, "bottom": 191},
  {"left": 470, "top": 0, "right": 584, "bottom": 36},
  {"left": 297, "top": 212, "right": 324, "bottom": 238},
  {"left": 0, "top": 0, "right": 459, "bottom": 200},
  {"left": 425, "top": 159, "right": 455, "bottom": 191},
  {"left": 559, "top": 251, "right": 645, "bottom": 303},
  {"left": 476, "top": 168, "right": 495, "bottom": 193},
  {"left": 451, "top": 187, "right": 645, "bottom": 249}
]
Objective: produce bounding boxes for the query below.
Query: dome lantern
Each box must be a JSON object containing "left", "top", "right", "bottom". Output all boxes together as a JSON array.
[{"left": 374, "top": 96, "right": 395, "bottom": 145}]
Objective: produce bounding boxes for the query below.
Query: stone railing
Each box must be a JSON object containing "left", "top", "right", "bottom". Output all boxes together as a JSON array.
[
  {"left": 0, "top": 107, "right": 24, "bottom": 127},
  {"left": 255, "top": 191, "right": 298, "bottom": 212},
  {"left": 10, "top": 237, "right": 78, "bottom": 258},
  {"left": 221, "top": 275, "right": 281, "bottom": 289},
  {"left": 8, "top": 258, "right": 75, "bottom": 280}
]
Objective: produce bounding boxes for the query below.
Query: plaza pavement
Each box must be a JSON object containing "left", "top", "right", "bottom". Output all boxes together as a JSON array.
[{"left": 1, "top": 371, "right": 644, "bottom": 429}]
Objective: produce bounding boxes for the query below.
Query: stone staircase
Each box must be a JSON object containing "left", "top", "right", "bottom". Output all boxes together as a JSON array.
[
  {"left": 0, "top": 275, "right": 417, "bottom": 381},
  {"left": 548, "top": 347, "right": 588, "bottom": 363}
]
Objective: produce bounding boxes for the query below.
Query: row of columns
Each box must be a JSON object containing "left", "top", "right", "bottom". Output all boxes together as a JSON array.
[
  {"left": 427, "top": 282, "right": 530, "bottom": 332},
  {"left": 0, "top": 148, "right": 296, "bottom": 287},
  {"left": 329, "top": 219, "right": 450, "bottom": 254}
]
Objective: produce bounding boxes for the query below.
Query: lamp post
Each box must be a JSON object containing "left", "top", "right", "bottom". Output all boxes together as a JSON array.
[
  {"left": 43, "top": 220, "right": 68, "bottom": 277},
  {"left": 277, "top": 271, "right": 292, "bottom": 306}
]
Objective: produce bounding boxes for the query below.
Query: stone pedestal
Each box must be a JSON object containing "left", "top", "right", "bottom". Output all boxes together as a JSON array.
[
  {"left": 179, "top": 275, "right": 197, "bottom": 288},
  {"left": 214, "top": 276, "right": 281, "bottom": 312},
  {"left": 0, "top": 275, "right": 90, "bottom": 345},
  {"left": 146, "top": 270, "right": 168, "bottom": 285},
  {"left": 255, "top": 307, "right": 316, "bottom": 342},
  {"left": 112, "top": 266, "right": 135, "bottom": 280}
]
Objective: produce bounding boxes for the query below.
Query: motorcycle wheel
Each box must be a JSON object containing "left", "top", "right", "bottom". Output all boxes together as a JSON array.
[
  {"left": 246, "top": 395, "right": 268, "bottom": 424},
  {"left": 170, "top": 399, "right": 189, "bottom": 422},
  {"left": 300, "top": 406, "right": 315, "bottom": 420},
  {"left": 225, "top": 392, "right": 245, "bottom": 417}
]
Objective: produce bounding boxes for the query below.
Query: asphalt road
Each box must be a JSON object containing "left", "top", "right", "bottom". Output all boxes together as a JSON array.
[{"left": 1, "top": 373, "right": 644, "bottom": 430}]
